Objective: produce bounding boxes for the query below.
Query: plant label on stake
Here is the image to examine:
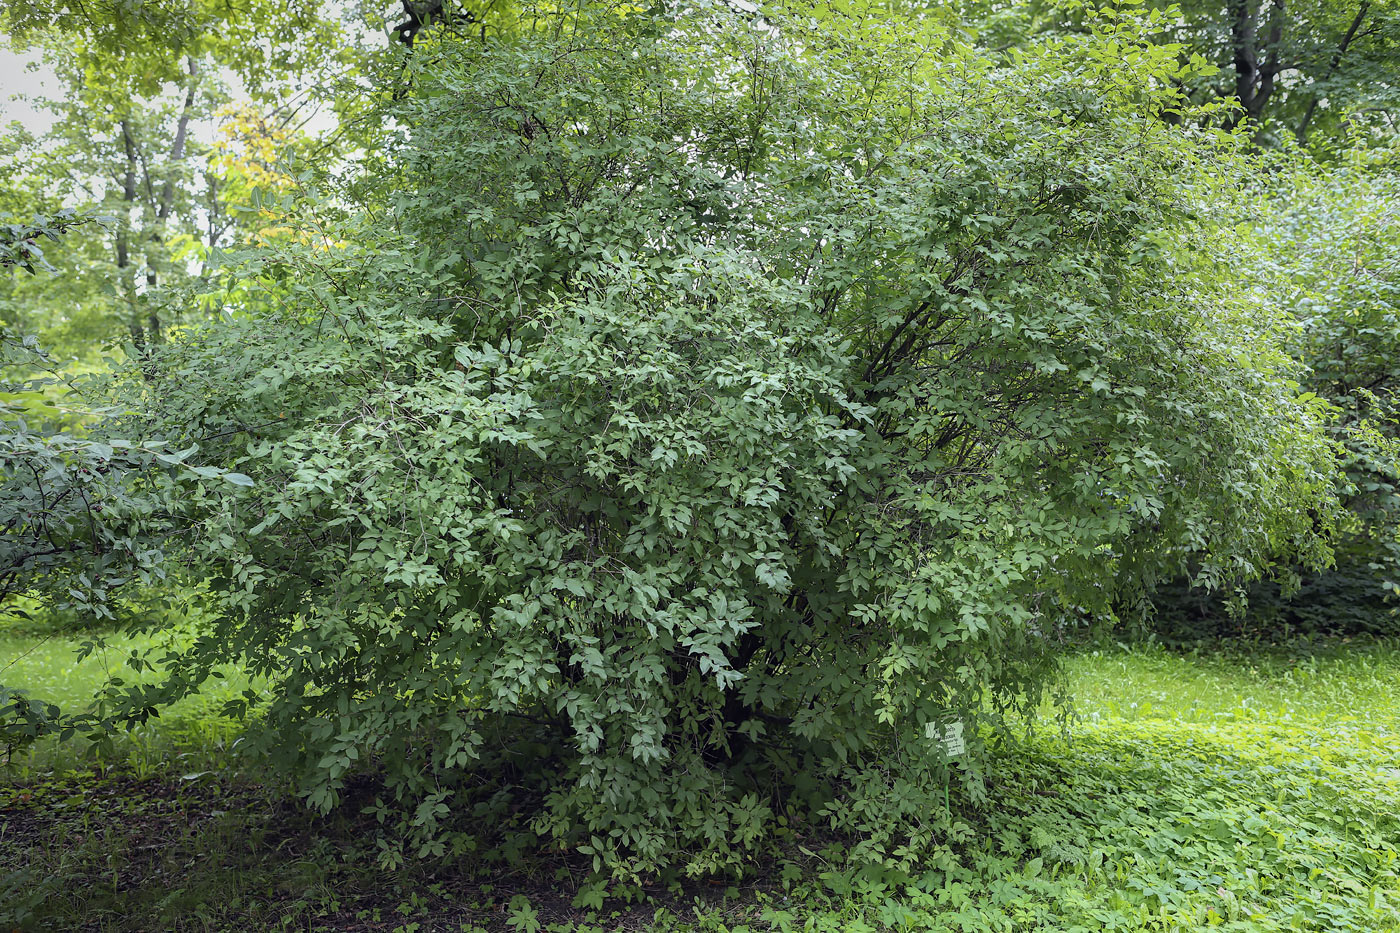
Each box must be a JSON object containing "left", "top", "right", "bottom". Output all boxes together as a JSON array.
[{"left": 926, "top": 719, "right": 965, "bottom": 757}]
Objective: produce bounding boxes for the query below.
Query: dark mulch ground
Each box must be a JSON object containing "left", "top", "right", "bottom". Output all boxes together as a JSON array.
[{"left": 0, "top": 768, "right": 761, "bottom": 932}]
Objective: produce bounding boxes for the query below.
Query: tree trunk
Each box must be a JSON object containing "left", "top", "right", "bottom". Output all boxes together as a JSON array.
[
  {"left": 118, "top": 120, "right": 144, "bottom": 349},
  {"left": 1296, "top": 1, "right": 1370, "bottom": 142},
  {"left": 1226, "top": 0, "right": 1286, "bottom": 129}
]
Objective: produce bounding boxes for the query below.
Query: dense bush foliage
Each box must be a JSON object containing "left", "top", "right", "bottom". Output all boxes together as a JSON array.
[
  {"left": 86, "top": 2, "right": 1343, "bottom": 874},
  {"left": 0, "top": 212, "right": 188, "bottom": 613}
]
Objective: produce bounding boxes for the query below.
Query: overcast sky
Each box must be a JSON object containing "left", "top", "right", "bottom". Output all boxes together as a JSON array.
[{"left": 0, "top": 44, "right": 60, "bottom": 136}]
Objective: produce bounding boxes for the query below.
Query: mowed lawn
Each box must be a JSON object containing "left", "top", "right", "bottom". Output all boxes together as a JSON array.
[
  {"left": 0, "top": 621, "right": 255, "bottom": 777},
  {"left": 2, "top": 629, "right": 1398, "bottom": 931}
]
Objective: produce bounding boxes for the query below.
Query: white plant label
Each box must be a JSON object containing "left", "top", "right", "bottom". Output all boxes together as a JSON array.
[{"left": 925, "top": 719, "right": 965, "bottom": 756}]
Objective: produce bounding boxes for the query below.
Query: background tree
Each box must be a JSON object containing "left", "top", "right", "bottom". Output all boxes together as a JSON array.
[
  {"left": 0, "top": 0, "right": 354, "bottom": 358},
  {"left": 0, "top": 209, "right": 269, "bottom": 773},
  {"left": 1153, "top": 144, "right": 1400, "bottom": 638},
  {"left": 1168, "top": 0, "right": 1399, "bottom": 143},
  {"left": 961, "top": 0, "right": 1400, "bottom": 146}
]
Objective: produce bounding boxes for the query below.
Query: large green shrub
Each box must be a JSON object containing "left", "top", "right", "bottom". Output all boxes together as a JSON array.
[{"left": 114, "top": 1, "right": 1338, "bottom": 873}]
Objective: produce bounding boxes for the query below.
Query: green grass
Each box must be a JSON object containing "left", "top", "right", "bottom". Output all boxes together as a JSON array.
[
  {"left": 740, "top": 641, "right": 1400, "bottom": 932},
  {"left": 978, "top": 642, "right": 1400, "bottom": 931},
  {"left": 2, "top": 634, "right": 1399, "bottom": 931},
  {"left": 1065, "top": 640, "right": 1400, "bottom": 728},
  {"left": 0, "top": 620, "right": 255, "bottom": 778}
]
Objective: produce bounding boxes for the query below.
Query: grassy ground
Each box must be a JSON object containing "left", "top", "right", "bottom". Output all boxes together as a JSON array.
[
  {"left": 2, "top": 630, "right": 1398, "bottom": 931},
  {"left": 0, "top": 619, "right": 253, "bottom": 779}
]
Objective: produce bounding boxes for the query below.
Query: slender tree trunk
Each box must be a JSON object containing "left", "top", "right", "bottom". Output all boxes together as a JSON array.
[
  {"left": 141, "top": 57, "right": 201, "bottom": 345},
  {"left": 117, "top": 120, "right": 144, "bottom": 349},
  {"left": 1255, "top": 0, "right": 1286, "bottom": 119},
  {"left": 157, "top": 58, "right": 199, "bottom": 224},
  {"left": 1229, "top": 0, "right": 1260, "bottom": 126},
  {"left": 1226, "top": 0, "right": 1286, "bottom": 129}
]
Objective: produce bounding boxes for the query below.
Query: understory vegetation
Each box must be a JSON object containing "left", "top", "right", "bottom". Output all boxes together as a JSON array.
[{"left": 4, "top": 622, "right": 1398, "bottom": 931}]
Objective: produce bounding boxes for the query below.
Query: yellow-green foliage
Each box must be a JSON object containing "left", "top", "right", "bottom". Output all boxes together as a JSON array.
[{"left": 755, "top": 643, "right": 1400, "bottom": 932}]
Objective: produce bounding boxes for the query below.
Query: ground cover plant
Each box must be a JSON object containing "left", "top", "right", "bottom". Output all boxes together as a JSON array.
[{"left": 3, "top": 630, "right": 1398, "bottom": 931}]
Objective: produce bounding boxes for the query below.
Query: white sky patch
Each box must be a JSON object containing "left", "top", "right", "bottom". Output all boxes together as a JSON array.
[{"left": 0, "top": 44, "right": 60, "bottom": 136}]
